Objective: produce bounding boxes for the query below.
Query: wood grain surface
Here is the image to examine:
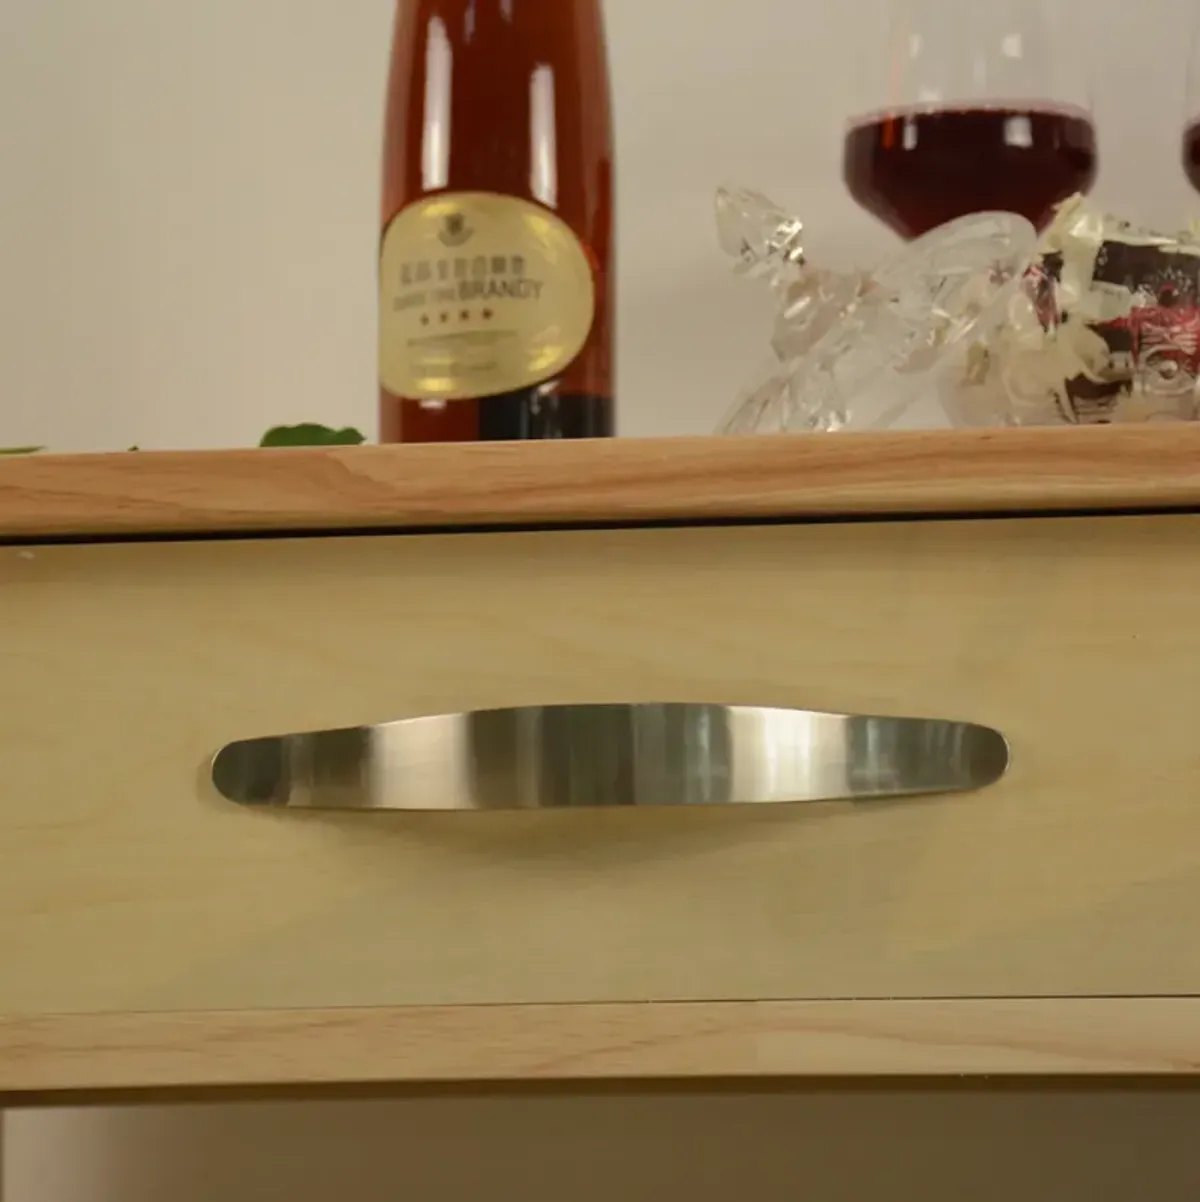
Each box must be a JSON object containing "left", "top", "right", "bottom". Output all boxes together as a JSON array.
[
  {"left": 3, "top": 999, "right": 1200, "bottom": 1098},
  {"left": 3, "top": 426, "right": 1200, "bottom": 539}
]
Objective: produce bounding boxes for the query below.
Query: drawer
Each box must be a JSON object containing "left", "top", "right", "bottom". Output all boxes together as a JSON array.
[{"left": 2, "top": 514, "right": 1198, "bottom": 1018}]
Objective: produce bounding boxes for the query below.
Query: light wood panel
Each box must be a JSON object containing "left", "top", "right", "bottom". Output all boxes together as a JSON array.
[
  {"left": 2, "top": 426, "right": 1200, "bottom": 539},
  {"left": 3, "top": 999, "right": 1200, "bottom": 1097},
  {"left": 3, "top": 517, "right": 1200, "bottom": 1017}
]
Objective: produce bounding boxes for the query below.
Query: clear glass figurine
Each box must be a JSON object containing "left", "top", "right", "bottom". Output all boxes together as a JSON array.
[{"left": 717, "top": 185, "right": 1038, "bottom": 434}]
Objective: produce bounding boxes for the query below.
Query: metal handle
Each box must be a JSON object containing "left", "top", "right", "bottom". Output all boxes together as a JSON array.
[{"left": 210, "top": 704, "right": 1009, "bottom": 812}]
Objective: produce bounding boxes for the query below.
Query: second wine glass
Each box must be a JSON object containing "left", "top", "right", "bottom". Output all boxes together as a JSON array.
[
  {"left": 1183, "top": 17, "right": 1200, "bottom": 193},
  {"left": 843, "top": 0, "right": 1098, "bottom": 240}
]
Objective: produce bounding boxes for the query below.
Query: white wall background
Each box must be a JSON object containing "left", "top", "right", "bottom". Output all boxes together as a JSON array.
[
  {"left": 2, "top": 0, "right": 1199, "bottom": 1197},
  {"left": 0, "top": 0, "right": 1191, "bottom": 453}
]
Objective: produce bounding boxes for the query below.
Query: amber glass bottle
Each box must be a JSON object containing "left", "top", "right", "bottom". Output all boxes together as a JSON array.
[{"left": 379, "top": 0, "right": 615, "bottom": 442}]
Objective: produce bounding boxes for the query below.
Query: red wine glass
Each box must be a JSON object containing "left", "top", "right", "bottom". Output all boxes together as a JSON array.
[
  {"left": 1184, "top": 23, "right": 1200, "bottom": 193},
  {"left": 844, "top": 0, "right": 1098, "bottom": 240}
]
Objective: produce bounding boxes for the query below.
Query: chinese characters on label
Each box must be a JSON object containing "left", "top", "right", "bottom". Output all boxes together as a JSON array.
[{"left": 393, "top": 254, "right": 546, "bottom": 314}]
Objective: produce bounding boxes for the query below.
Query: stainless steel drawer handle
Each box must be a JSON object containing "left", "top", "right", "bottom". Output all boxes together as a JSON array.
[{"left": 210, "top": 705, "right": 1009, "bottom": 812}]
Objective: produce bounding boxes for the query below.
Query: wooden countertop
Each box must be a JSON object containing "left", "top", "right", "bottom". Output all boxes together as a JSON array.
[
  {"left": 4, "top": 999, "right": 1200, "bottom": 1099},
  {"left": 2, "top": 426, "right": 1200, "bottom": 540}
]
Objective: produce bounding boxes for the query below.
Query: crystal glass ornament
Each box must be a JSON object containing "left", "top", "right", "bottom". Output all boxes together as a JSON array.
[
  {"left": 717, "top": 186, "right": 1038, "bottom": 434},
  {"left": 950, "top": 195, "right": 1200, "bottom": 426}
]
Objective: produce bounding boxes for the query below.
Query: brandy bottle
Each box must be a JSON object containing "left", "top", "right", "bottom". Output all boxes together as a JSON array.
[{"left": 379, "top": 0, "right": 615, "bottom": 442}]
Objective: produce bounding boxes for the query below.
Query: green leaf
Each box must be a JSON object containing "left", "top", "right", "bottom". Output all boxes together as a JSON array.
[
  {"left": 259, "top": 424, "right": 366, "bottom": 448},
  {"left": 0, "top": 446, "right": 43, "bottom": 456}
]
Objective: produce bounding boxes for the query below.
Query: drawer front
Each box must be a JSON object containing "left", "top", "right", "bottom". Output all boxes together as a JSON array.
[{"left": 2, "top": 516, "right": 1198, "bottom": 1017}]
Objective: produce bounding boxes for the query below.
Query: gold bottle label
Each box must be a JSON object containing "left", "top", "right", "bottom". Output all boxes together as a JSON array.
[{"left": 379, "top": 192, "right": 597, "bottom": 401}]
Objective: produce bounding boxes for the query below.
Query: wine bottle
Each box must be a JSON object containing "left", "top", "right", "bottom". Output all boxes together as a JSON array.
[{"left": 379, "top": 0, "right": 615, "bottom": 443}]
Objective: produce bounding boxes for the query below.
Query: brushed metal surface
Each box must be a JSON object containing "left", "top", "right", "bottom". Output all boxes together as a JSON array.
[{"left": 210, "top": 705, "right": 1009, "bottom": 812}]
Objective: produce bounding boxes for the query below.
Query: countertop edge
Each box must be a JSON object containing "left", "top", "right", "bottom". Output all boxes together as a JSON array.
[
  {"left": 3, "top": 998, "right": 1198, "bottom": 1098},
  {"left": 3, "top": 427, "right": 1200, "bottom": 540}
]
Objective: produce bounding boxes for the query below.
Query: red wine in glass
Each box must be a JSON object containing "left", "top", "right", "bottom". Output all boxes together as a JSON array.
[
  {"left": 844, "top": 104, "right": 1098, "bottom": 240},
  {"left": 1184, "top": 120, "right": 1200, "bottom": 193}
]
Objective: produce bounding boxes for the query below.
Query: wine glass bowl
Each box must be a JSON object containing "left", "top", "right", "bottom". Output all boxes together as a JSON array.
[
  {"left": 1185, "top": 122, "right": 1200, "bottom": 195},
  {"left": 843, "top": 0, "right": 1097, "bottom": 240},
  {"left": 1183, "top": 21, "right": 1200, "bottom": 193}
]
